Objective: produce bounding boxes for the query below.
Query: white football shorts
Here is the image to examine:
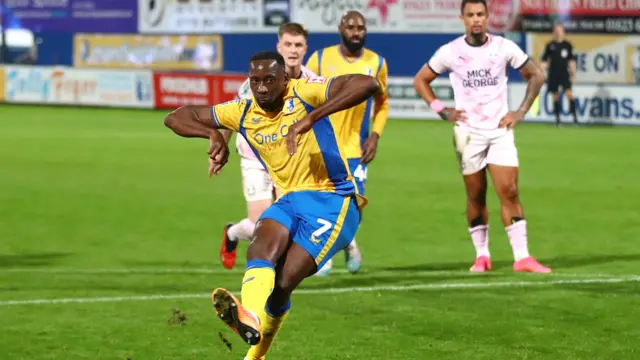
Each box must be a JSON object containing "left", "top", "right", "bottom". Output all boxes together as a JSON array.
[
  {"left": 240, "top": 158, "right": 275, "bottom": 202},
  {"left": 453, "top": 125, "right": 519, "bottom": 175}
]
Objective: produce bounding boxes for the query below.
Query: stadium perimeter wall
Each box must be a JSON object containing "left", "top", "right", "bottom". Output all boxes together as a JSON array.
[
  {"left": 2, "top": 0, "right": 640, "bottom": 124},
  {"left": 2, "top": 64, "right": 640, "bottom": 125},
  {"left": 1, "top": 31, "right": 640, "bottom": 125}
]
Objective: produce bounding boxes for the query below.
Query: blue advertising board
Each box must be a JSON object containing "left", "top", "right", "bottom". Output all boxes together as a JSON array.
[
  {"left": 222, "top": 32, "right": 527, "bottom": 79},
  {"left": 2, "top": 0, "right": 137, "bottom": 33}
]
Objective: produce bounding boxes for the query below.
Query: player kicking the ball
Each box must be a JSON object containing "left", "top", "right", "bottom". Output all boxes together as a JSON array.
[
  {"left": 165, "top": 51, "right": 379, "bottom": 360},
  {"left": 217, "top": 23, "right": 316, "bottom": 270},
  {"left": 414, "top": 0, "right": 552, "bottom": 273}
]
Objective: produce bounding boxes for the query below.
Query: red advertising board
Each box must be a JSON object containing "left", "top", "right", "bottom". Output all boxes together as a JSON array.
[
  {"left": 519, "top": 0, "right": 640, "bottom": 16},
  {"left": 153, "top": 72, "right": 212, "bottom": 109},
  {"left": 153, "top": 72, "right": 246, "bottom": 109},
  {"left": 211, "top": 74, "right": 246, "bottom": 104},
  {"left": 481, "top": 0, "right": 640, "bottom": 33}
]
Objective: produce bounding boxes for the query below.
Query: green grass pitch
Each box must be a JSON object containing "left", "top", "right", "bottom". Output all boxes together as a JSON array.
[{"left": 1, "top": 104, "right": 640, "bottom": 359}]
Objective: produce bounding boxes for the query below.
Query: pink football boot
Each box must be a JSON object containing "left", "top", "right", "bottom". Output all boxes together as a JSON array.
[
  {"left": 513, "top": 257, "right": 552, "bottom": 273},
  {"left": 470, "top": 256, "right": 492, "bottom": 273}
]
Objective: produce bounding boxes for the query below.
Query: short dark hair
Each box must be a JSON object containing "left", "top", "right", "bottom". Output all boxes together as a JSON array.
[
  {"left": 279, "top": 22, "right": 309, "bottom": 39},
  {"left": 460, "top": 0, "right": 487, "bottom": 14},
  {"left": 341, "top": 10, "right": 366, "bottom": 24},
  {"left": 250, "top": 51, "right": 285, "bottom": 68}
]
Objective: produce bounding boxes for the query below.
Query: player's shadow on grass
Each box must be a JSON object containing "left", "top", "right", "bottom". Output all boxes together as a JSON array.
[
  {"left": 0, "top": 253, "right": 72, "bottom": 268},
  {"left": 375, "top": 253, "right": 640, "bottom": 272}
]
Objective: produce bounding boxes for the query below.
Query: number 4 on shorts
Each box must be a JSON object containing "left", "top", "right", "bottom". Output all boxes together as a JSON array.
[
  {"left": 353, "top": 164, "right": 367, "bottom": 182},
  {"left": 311, "top": 218, "right": 332, "bottom": 243}
]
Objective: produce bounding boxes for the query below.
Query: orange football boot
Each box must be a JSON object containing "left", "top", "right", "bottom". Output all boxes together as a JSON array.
[{"left": 211, "top": 288, "right": 262, "bottom": 345}]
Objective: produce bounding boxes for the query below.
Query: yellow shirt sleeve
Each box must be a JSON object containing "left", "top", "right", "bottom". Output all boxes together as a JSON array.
[
  {"left": 305, "top": 51, "right": 319, "bottom": 75},
  {"left": 372, "top": 58, "right": 389, "bottom": 136},
  {"left": 212, "top": 99, "right": 245, "bottom": 132},
  {"left": 294, "top": 76, "right": 335, "bottom": 108}
]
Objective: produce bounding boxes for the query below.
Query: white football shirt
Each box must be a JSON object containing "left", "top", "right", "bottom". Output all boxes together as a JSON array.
[{"left": 428, "top": 34, "right": 529, "bottom": 130}]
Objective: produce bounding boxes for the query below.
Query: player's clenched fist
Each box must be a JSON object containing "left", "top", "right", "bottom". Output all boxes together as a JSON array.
[
  {"left": 285, "top": 116, "right": 314, "bottom": 156},
  {"left": 208, "top": 130, "right": 229, "bottom": 176}
]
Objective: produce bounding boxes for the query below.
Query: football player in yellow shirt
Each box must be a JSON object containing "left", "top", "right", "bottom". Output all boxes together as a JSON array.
[
  {"left": 306, "top": 10, "right": 389, "bottom": 275},
  {"left": 217, "top": 22, "right": 317, "bottom": 271},
  {"left": 164, "top": 51, "right": 380, "bottom": 360}
]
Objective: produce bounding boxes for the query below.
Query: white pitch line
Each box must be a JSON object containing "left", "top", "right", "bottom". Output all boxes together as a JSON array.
[
  {"left": 1, "top": 276, "right": 639, "bottom": 307},
  {"left": 0, "top": 268, "right": 349, "bottom": 275},
  {"left": 0, "top": 267, "right": 628, "bottom": 278}
]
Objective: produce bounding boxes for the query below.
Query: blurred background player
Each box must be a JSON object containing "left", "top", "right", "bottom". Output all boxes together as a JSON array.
[
  {"left": 541, "top": 23, "right": 577, "bottom": 126},
  {"left": 414, "top": 0, "right": 552, "bottom": 273},
  {"left": 305, "top": 10, "right": 389, "bottom": 276},
  {"left": 218, "top": 23, "right": 316, "bottom": 270}
]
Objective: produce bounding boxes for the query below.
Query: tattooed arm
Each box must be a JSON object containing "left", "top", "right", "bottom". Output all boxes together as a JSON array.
[
  {"left": 516, "top": 59, "right": 545, "bottom": 115},
  {"left": 497, "top": 38, "right": 546, "bottom": 129}
]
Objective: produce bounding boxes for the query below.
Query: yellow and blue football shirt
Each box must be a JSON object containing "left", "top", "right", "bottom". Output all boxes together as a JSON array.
[
  {"left": 306, "top": 46, "right": 389, "bottom": 195},
  {"left": 211, "top": 77, "right": 365, "bottom": 270},
  {"left": 212, "top": 77, "right": 365, "bottom": 204},
  {"left": 306, "top": 46, "right": 389, "bottom": 160}
]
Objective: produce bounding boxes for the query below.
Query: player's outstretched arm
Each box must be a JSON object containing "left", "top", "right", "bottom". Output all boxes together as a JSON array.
[
  {"left": 413, "top": 65, "right": 466, "bottom": 123},
  {"left": 315, "top": 74, "right": 381, "bottom": 121},
  {"left": 285, "top": 74, "right": 380, "bottom": 155},
  {"left": 219, "top": 128, "right": 233, "bottom": 144},
  {"left": 164, "top": 105, "right": 230, "bottom": 175},
  {"left": 164, "top": 105, "right": 220, "bottom": 139}
]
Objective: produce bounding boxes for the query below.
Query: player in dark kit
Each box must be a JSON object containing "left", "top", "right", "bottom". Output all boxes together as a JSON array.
[{"left": 541, "top": 23, "right": 577, "bottom": 126}]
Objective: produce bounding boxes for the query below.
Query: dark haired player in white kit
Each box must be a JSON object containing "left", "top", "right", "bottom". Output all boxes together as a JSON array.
[{"left": 414, "top": 0, "right": 552, "bottom": 273}]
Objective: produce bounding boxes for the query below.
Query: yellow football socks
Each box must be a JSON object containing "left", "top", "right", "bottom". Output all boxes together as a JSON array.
[
  {"left": 241, "top": 259, "right": 291, "bottom": 360},
  {"left": 246, "top": 309, "right": 289, "bottom": 360},
  {"left": 240, "top": 263, "right": 275, "bottom": 319}
]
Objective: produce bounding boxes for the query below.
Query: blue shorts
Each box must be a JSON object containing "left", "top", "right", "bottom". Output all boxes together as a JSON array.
[
  {"left": 258, "top": 191, "right": 361, "bottom": 272},
  {"left": 347, "top": 158, "right": 367, "bottom": 195}
]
